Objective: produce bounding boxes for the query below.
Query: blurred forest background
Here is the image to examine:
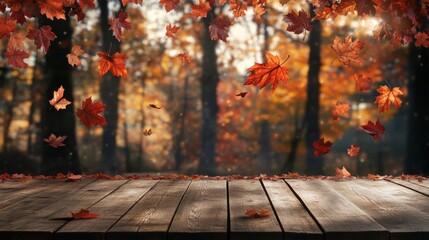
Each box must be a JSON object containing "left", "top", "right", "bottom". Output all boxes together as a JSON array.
[{"left": 0, "top": 0, "right": 428, "bottom": 176}]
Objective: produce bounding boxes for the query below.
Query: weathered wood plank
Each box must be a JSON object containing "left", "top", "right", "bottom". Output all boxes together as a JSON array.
[
  {"left": 229, "top": 180, "right": 282, "bottom": 240},
  {"left": 107, "top": 180, "right": 190, "bottom": 240},
  {"left": 54, "top": 180, "right": 157, "bottom": 240},
  {"left": 168, "top": 180, "right": 227, "bottom": 240},
  {"left": 262, "top": 180, "right": 323, "bottom": 240},
  {"left": 286, "top": 179, "right": 389, "bottom": 240},
  {"left": 0, "top": 179, "right": 125, "bottom": 240},
  {"left": 327, "top": 179, "right": 429, "bottom": 240},
  {"left": 0, "top": 180, "right": 58, "bottom": 209},
  {"left": 388, "top": 179, "right": 429, "bottom": 197}
]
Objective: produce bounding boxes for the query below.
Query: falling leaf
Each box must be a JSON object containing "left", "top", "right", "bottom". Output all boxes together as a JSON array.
[
  {"left": 43, "top": 134, "right": 67, "bottom": 148},
  {"left": 49, "top": 85, "right": 72, "bottom": 111},
  {"left": 27, "top": 26, "right": 57, "bottom": 53},
  {"left": 253, "top": 4, "right": 266, "bottom": 22},
  {"left": 109, "top": 12, "right": 132, "bottom": 41},
  {"left": 0, "top": 16, "right": 16, "bottom": 38},
  {"left": 229, "top": 0, "right": 247, "bottom": 18},
  {"left": 7, "top": 32, "right": 26, "bottom": 51},
  {"left": 165, "top": 24, "right": 180, "bottom": 38},
  {"left": 71, "top": 209, "right": 99, "bottom": 219},
  {"left": 375, "top": 85, "right": 403, "bottom": 113},
  {"left": 330, "top": 35, "right": 365, "bottom": 66},
  {"left": 159, "top": 0, "right": 179, "bottom": 12},
  {"left": 38, "top": 0, "right": 65, "bottom": 20},
  {"left": 335, "top": 166, "right": 351, "bottom": 177},
  {"left": 97, "top": 51, "right": 128, "bottom": 77},
  {"left": 6, "top": 49, "right": 29, "bottom": 69},
  {"left": 143, "top": 128, "right": 153, "bottom": 136},
  {"left": 191, "top": 0, "right": 211, "bottom": 18},
  {"left": 415, "top": 32, "right": 429, "bottom": 48},
  {"left": 354, "top": 73, "right": 373, "bottom": 92},
  {"left": 361, "top": 119, "right": 385, "bottom": 140},
  {"left": 313, "top": 138, "right": 333, "bottom": 156},
  {"left": 178, "top": 52, "right": 191, "bottom": 65},
  {"left": 67, "top": 45, "right": 84, "bottom": 67},
  {"left": 245, "top": 208, "right": 270, "bottom": 218},
  {"left": 76, "top": 97, "right": 107, "bottom": 128},
  {"left": 236, "top": 92, "right": 248, "bottom": 98},
  {"left": 331, "top": 102, "right": 350, "bottom": 120},
  {"left": 244, "top": 52, "right": 289, "bottom": 92},
  {"left": 347, "top": 144, "right": 360, "bottom": 156},
  {"left": 283, "top": 10, "right": 313, "bottom": 35},
  {"left": 148, "top": 104, "right": 162, "bottom": 109},
  {"left": 209, "top": 15, "right": 231, "bottom": 42}
]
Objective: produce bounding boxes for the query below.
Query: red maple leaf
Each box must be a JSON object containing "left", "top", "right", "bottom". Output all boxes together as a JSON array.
[
  {"left": 178, "top": 52, "right": 192, "bottom": 65},
  {"left": 313, "top": 137, "right": 333, "bottom": 156},
  {"left": 69, "top": 2, "right": 85, "bottom": 21},
  {"left": 245, "top": 208, "right": 270, "bottom": 218},
  {"left": 27, "top": 26, "right": 57, "bottom": 53},
  {"left": 354, "top": 73, "right": 373, "bottom": 92},
  {"left": 38, "top": 0, "right": 65, "bottom": 20},
  {"left": 0, "top": 16, "right": 16, "bottom": 38},
  {"left": 159, "top": 0, "right": 179, "bottom": 12},
  {"left": 229, "top": 0, "right": 247, "bottom": 18},
  {"left": 361, "top": 119, "right": 385, "bottom": 140},
  {"left": 76, "top": 97, "right": 107, "bottom": 128},
  {"left": 109, "top": 12, "right": 132, "bottom": 41},
  {"left": 244, "top": 52, "right": 289, "bottom": 92},
  {"left": 49, "top": 85, "right": 72, "bottom": 111},
  {"left": 78, "top": 0, "right": 95, "bottom": 10},
  {"left": 67, "top": 45, "right": 84, "bottom": 67},
  {"left": 283, "top": 10, "right": 313, "bottom": 35},
  {"left": 7, "top": 32, "right": 25, "bottom": 51},
  {"left": 209, "top": 15, "right": 231, "bottom": 42},
  {"left": 165, "top": 24, "right": 180, "bottom": 38},
  {"left": 6, "top": 49, "right": 30, "bottom": 69},
  {"left": 374, "top": 85, "right": 403, "bottom": 113},
  {"left": 331, "top": 102, "right": 350, "bottom": 120},
  {"left": 97, "top": 51, "right": 128, "bottom": 77},
  {"left": 71, "top": 209, "right": 98, "bottom": 219},
  {"left": 415, "top": 32, "right": 429, "bottom": 48},
  {"left": 347, "top": 144, "right": 360, "bottom": 157},
  {"left": 191, "top": 0, "right": 211, "bottom": 18},
  {"left": 43, "top": 134, "right": 67, "bottom": 148},
  {"left": 330, "top": 35, "right": 365, "bottom": 66},
  {"left": 335, "top": 166, "right": 351, "bottom": 177}
]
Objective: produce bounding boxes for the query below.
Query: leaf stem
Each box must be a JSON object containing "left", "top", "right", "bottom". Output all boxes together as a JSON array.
[
  {"left": 383, "top": 79, "right": 392, "bottom": 88},
  {"left": 280, "top": 54, "right": 290, "bottom": 66}
]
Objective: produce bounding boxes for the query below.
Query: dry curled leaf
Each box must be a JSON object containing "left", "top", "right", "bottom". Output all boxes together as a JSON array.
[
  {"left": 335, "top": 166, "right": 351, "bottom": 177},
  {"left": 245, "top": 208, "right": 270, "bottom": 218},
  {"left": 67, "top": 45, "right": 84, "bottom": 67}
]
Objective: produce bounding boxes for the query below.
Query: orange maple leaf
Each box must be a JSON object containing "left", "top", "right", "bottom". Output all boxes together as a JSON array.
[
  {"left": 76, "top": 97, "right": 107, "bottom": 128},
  {"left": 67, "top": 45, "right": 84, "bottom": 67},
  {"left": 178, "top": 52, "right": 191, "bottom": 65},
  {"left": 71, "top": 209, "right": 99, "bottom": 219},
  {"left": 165, "top": 24, "right": 180, "bottom": 38},
  {"left": 38, "top": 0, "right": 65, "bottom": 20},
  {"left": 354, "top": 73, "right": 373, "bottom": 92},
  {"left": 49, "top": 85, "right": 72, "bottom": 111},
  {"left": 7, "top": 32, "right": 25, "bottom": 51},
  {"left": 331, "top": 35, "right": 365, "bottom": 66},
  {"left": 191, "top": 0, "right": 211, "bottom": 18},
  {"left": 0, "top": 16, "right": 16, "bottom": 38},
  {"left": 374, "top": 85, "right": 403, "bottom": 113},
  {"left": 43, "top": 134, "right": 67, "bottom": 148},
  {"left": 347, "top": 144, "right": 360, "bottom": 157},
  {"left": 159, "top": 0, "right": 179, "bottom": 12},
  {"left": 331, "top": 102, "right": 350, "bottom": 120},
  {"left": 245, "top": 208, "right": 270, "bottom": 218},
  {"left": 229, "top": 0, "right": 247, "bottom": 18},
  {"left": 97, "top": 51, "right": 128, "bottom": 77},
  {"left": 335, "top": 166, "right": 351, "bottom": 177},
  {"left": 244, "top": 52, "right": 289, "bottom": 92}
]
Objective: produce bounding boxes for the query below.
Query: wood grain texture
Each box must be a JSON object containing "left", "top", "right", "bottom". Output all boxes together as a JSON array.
[
  {"left": 0, "top": 180, "right": 58, "bottom": 209},
  {"left": 0, "top": 179, "right": 124, "bottom": 240},
  {"left": 168, "top": 180, "right": 227, "bottom": 240},
  {"left": 228, "top": 180, "right": 282, "bottom": 240},
  {"left": 55, "top": 180, "right": 157, "bottom": 240},
  {"left": 327, "top": 179, "right": 429, "bottom": 240},
  {"left": 388, "top": 179, "right": 429, "bottom": 197},
  {"left": 106, "top": 180, "right": 190, "bottom": 240},
  {"left": 286, "top": 179, "right": 389, "bottom": 240},
  {"left": 262, "top": 180, "right": 323, "bottom": 240}
]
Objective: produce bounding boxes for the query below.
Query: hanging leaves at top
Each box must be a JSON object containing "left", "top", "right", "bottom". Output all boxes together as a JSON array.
[
  {"left": 209, "top": 15, "right": 231, "bottom": 42},
  {"left": 244, "top": 52, "right": 289, "bottom": 92},
  {"left": 374, "top": 85, "right": 403, "bottom": 113},
  {"left": 415, "top": 32, "right": 429, "bottom": 48},
  {"left": 27, "top": 26, "right": 57, "bottom": 53},
  {"left": 0, "top": 16, "right": 16, "bottom": 38},
  {"left": 97, "top": 51, "right": 128, "bottom": 77},
  {"left": 109, "top": 12, "right": 132, "bottom": 41},
  {"left": 159, "top": 0, "right": 180, "bottom": 12},
  {"left": 122, "top": 0, "right": 143, "bottom": 6},
  {"left": 38, "top": 0, "right": 65, "bottom": 20},
  {"left": 331, "top": 35, "right": 365, "bottom": 66},
  {"left": 283, "top": 10, "right": 313, "bottom": 35},
  {"left": 229, "top": 0, "right": 247, "bottom": 19},
  {"left": 191, "top": 0, "right": 211, "bottom": 18}
]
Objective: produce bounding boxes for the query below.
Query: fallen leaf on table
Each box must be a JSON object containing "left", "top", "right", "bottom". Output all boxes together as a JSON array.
[
  {"left": 71, "top": 209, "right": 98, "bottom": 219},
  {"left": 245, "top": 208, "right": 270, "bottom": 218},
  {"left": 335, "top": 166, "right": 351, "bottom": 177}
]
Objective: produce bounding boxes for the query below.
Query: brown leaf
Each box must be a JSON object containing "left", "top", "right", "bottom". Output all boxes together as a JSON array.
[{"left": 245, "top": 208, "right": 270, "bottom": 218}]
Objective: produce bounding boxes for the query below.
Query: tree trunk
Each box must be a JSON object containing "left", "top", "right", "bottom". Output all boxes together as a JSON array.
[
  {"left": 27, "top": 55, "right": 42, "bottom": 155},
  {"left": 198, "top": 9, "right": 219, "bottom": 174},
  {"left": 2, "top": 70, "right": 17, "bottom": 153},
  {"left": 40, "top": 15, "right": 80, "bottom": 175},
  {"left": 99, "top": 0, "right": 121, "bottom": 173},
  {"left": 123, "top": 120, "right": 132, "bottom": 172},
  {"left": 174, "top": 74, "right": 190, "bottom": 171},
  {"left": 305, "top": 5, "right": 323, "bottom": 175},
  {"left": 406, "top": 35, "right": 429, "bottom": 175},
  {"left": 281, "top": 102, "right": 303, "bottom": 173}
]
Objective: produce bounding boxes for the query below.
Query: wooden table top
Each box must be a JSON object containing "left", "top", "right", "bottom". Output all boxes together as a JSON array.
[{"left": 0, "top": 178, "right": 428, "bottom": 240}]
